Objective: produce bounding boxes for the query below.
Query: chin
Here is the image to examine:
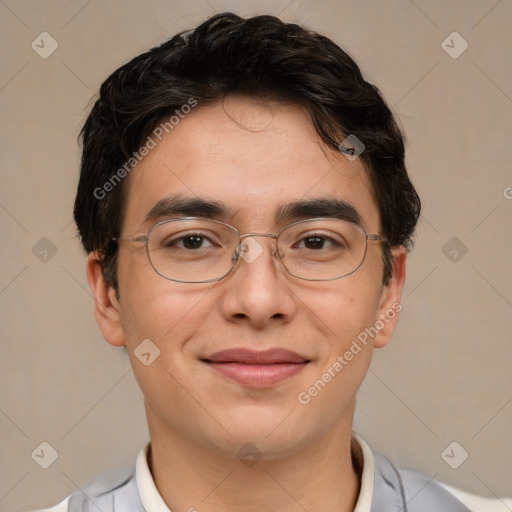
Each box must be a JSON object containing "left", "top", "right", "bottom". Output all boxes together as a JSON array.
[{"left": 203, "top": 405, "right": 319, "bottom": 459}]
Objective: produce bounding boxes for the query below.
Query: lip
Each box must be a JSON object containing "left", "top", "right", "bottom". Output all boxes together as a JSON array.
[{"left": 202, "top": 348, "right": 310, "bottom": 388}]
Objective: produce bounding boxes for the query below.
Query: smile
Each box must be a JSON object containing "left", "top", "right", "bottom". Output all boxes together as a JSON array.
[{"left": 201, "top": 348, "right": 310, "bottom": 388}]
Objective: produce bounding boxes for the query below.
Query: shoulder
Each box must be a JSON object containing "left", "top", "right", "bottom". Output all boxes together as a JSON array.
[
  {"left": 29, "top": 468, "right": 142, "bottom": 512},
  {"left": 438, "top": 482, "right": 512, "bottom": 512},
  {"left": 372, "top": 453, "right": 471, "bottom": 511},
  {"left": 373, "top": 453, "right": 512, "bottom": 512},
  {"left": 30, "top": 497, "right": 70, "bottom": 512}
]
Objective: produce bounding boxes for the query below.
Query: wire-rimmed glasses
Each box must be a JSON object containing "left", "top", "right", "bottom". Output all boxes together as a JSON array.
[{"left": 113, "top": 216, "right": 386, "bottom": 283}]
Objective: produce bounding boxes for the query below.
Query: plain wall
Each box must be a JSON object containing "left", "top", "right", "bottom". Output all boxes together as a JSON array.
[{"left": 1, "top": 1, "right": 511, "bottom": 510}]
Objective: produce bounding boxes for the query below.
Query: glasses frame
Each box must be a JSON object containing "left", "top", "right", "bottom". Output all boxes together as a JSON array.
[{"left": 113, "top": 216, "right": 387, "bottom": 283}]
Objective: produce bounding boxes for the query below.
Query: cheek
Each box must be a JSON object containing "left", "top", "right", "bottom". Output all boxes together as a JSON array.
[
  {"left": 303, "top": 277, "right": 381, "bottom": 394},
  {"left": 115, "top": 266, "right": 231, "bottom": 446},
  {"left": 295, "top": 281, "right": 380, "bottom": 423},
  {"left": 120, "top": 284, "right": 215, "bottom": 349},
  {"left": 118, "top": 277, "right": 216, "bottom": 411},
  {"left": 308, "top": 274, "right": 382, "bottom": 349},
  {"left": 117, "top": 249, "right": 215, "bottom": 347}
]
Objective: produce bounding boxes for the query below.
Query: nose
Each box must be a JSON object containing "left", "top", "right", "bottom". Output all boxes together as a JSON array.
[
  {"left": 236, "top": 233, "right": 279, "bottom": 264},
  {"left": 219, "top": 234, "right": 297, "bottom": 329}
]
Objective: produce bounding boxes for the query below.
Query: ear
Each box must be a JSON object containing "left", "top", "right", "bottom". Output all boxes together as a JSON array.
[
  {"left": 86, "top": 252, "right": 126, "bottom": 347},
  {"left": 373, "top": 246, "right": 407, "bottom": 349}
]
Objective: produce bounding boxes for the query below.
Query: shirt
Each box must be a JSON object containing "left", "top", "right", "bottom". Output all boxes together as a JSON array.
[{"left": 33, "top": 435, "right": 511, "bottom": 512}]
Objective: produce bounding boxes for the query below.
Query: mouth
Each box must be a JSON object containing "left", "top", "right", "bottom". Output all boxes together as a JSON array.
[{"left": 201, "top": 348, "right": 310, "bottom": 388}]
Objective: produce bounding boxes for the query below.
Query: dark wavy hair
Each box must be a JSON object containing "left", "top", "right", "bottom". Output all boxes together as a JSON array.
[{"left": 74, "top": 12, "right": 420, "bottom": 291}]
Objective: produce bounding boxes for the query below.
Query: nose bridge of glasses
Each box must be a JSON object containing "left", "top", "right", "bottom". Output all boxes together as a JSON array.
[
  {"left": 236, "top": 232, "right": 279, "bottom": 261},
  {"left": 239, "top": 232, "right": 278, "bottom": 242}
]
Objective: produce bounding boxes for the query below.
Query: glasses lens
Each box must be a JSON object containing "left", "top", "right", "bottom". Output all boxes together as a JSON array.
[
  {"left": 147, "top": 219, "right": 239, "bottom": 282},
  {"left": 277, "top": 219, "right": 367, "bottom": 280}
]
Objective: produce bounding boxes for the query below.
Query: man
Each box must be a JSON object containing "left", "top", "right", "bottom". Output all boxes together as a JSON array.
[{"left": 34, "top": 12, "right": 508, "bottom": 512}]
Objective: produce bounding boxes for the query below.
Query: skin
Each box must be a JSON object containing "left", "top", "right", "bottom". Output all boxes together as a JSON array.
[{"left": 87, "top": 98, "right": 406, "bottom": 512}]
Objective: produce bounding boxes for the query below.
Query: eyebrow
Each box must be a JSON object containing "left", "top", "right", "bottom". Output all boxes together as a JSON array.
[
  {"left": 275, "top": 197, "right": 361, "bottom": 225},
  {"left": 143, "top": 194, "right": 361, "bottom": 227},
  {"left": 143, "top": 194, "right": 238, "bottom": 224}
]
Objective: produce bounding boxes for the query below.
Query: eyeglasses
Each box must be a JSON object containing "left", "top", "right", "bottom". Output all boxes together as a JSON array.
[{"left": 113, "top": 217, "right": 386, "bottom": 283}]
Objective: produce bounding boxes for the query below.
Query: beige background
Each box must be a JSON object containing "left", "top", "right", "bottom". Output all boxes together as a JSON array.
[{"left": 1, "top": 0, "right": 511, "bottom": 510}]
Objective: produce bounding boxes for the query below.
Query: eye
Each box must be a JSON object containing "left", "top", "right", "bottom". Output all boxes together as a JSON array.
[
  {"left": 163, "top": 232, "right": 219, "bottom": 250},
  {"left": 295, "top": 233, "right": 345, "bottom": 250}
]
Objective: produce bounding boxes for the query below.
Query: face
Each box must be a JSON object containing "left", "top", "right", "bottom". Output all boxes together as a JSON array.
[{"left": 88, "top": 97, "right": 405, "bottom": 460}]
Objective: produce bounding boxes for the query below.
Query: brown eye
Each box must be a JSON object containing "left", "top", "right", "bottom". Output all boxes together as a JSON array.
[
  {"left": 183, "top": 235, "right": 204, "bottom": 249},
  {"left": 160, "top": 231, "right": 219, "bottom": 250},
  {"left": 300, "top": 236, "right": 329, "bottom": 250},
  {"left": 295, "top": 234, "right": 345, "bottom": 250}
]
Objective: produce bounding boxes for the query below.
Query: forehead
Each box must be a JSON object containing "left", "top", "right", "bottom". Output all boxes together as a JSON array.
[{"left": 122, "top": 98, "right": 379, "bottom": 232}]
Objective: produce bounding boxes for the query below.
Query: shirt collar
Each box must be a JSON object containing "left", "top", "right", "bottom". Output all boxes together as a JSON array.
[
  {"left": 136, "top": 433, "right": 375, "bottom": 512},
  {"left": 136, "top": 444, "right": 172, "bottom": 512},
  {"left": 352, "top": 433, "right": 374, "bottom": 512}
]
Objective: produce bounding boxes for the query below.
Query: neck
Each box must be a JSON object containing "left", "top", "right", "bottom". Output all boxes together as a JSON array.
[{"left": 146, "top": 411, "right": 361, "bottom": 512}]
